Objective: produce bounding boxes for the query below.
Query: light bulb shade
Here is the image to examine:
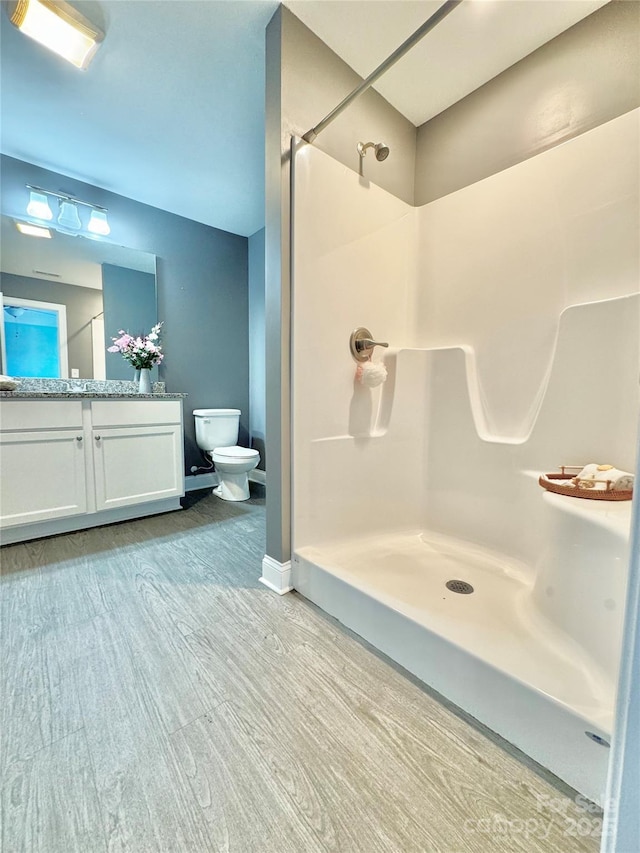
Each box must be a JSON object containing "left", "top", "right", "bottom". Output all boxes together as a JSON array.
[
  {"left": 57, "top": 199, "right": 81, "bottom": 230},
  {"left": 26, "top": 190, "right": 53, "bottom": 221},
  {"left": 87, "top": 209, "right": 110, "bottom": 236},
  {"left": 8, "top": 0, "right": 104, "bottom": 70}
]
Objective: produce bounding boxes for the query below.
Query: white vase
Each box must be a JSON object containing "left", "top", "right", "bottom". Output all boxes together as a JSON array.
[
  {"left": 138, "top": 368, "right": 152, "bottom": 394},
  {"left": 133, "top": 368, "right": 141, "bottom": 383}
]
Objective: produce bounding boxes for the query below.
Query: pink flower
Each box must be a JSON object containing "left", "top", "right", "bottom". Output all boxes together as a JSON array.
[{"left": 106, "top": 322, "right": 165, "bottom": 369}]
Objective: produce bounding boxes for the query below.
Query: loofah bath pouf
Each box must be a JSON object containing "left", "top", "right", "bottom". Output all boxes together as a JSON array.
[{"left": 355, "top": 360, "right": 388, "bottom": 388}]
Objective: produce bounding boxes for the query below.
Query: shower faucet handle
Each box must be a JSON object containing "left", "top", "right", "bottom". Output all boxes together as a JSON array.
[
  {"left": 350, "top": 327, "right": 389, "bottom": 362},
  {"left": 361, "top": 338, "right": 389, "bottom": 349}
]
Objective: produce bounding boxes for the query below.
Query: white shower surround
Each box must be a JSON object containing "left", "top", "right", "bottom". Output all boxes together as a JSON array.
[{"left": 291, "top": 109, "right": 640, "bottom": 803}]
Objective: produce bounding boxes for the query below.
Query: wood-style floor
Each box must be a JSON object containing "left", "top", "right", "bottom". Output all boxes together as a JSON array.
[{"left": 1, "top": 488, "right": 601, "bottom": 852}]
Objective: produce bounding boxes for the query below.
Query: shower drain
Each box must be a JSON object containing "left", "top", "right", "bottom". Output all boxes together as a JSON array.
[{"left": 445, "top": 580, "right": 474, "bottom": 595}]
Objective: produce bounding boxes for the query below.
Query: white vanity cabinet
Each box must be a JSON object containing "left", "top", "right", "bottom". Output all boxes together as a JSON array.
[
  {"left": 0, "top": 401, "right": 88, "bottom": 526},
  {"left": 91, "top": 400, "right": 184, "bottom": 511},
  {"left": 0, "top": 397, "right": 184, "bottom": 544}
]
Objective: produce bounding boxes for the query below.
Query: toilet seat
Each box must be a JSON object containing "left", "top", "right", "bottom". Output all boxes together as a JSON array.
[{"left": 212, "top": 445, "right": 259, "bottom": 460}]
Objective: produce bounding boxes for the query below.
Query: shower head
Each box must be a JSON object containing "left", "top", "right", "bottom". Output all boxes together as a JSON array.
[{"left": 357, "top": 141, "right": 390, "bottom": 162}]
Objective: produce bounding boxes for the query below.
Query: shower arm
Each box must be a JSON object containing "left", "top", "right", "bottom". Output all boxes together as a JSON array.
[{"left": 302, "top": 0, "right": 463, "bottom": 144}]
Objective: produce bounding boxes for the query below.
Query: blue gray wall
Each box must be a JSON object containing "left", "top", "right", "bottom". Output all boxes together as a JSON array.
[
  {"left": 102, "top": 264, "right": 157, "bottom": 381},
  {"left": 1, "top": 154, "right": 249, "bottom": 472},
  {"left": 248, "top": 227, "right": 266, "bottom": 469}
]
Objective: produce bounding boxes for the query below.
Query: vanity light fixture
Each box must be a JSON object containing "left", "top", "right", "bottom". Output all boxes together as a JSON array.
[
  {"left": 15, "top": 221, "right": 52, "bottom": 238},
  {"left": 26, "top": 189, "right": 53, "bottom": 220},
  {"left": 7, "top": 0, "right": 104, "bottom": 70},
  {"left": 25, "top": 185, "right": 111, "bottom": 239}
]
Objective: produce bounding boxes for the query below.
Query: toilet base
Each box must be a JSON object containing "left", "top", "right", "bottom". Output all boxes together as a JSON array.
[{"left": 214, "top": 472, "right": 250, "bottom": 501}]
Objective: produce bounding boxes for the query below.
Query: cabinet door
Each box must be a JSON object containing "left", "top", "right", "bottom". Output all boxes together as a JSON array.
[
  {"left": 92, "top": 425, "right": 184, "bottom": 511},
  {"left": 0, "top": 430, "right": 87, "bottom": 528}
]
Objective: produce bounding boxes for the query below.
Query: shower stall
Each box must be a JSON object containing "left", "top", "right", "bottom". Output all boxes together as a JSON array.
[{"left": 289, "top": 107, "right": 639, "bottom": 804}]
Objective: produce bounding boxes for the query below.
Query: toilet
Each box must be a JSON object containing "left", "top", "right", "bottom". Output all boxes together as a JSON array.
[{"left": 193, "top": 408, "right": 260, "bottom": 501}]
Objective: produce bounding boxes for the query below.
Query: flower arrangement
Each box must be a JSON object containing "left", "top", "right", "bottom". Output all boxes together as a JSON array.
[{"left": 107, "top": 322, "right": 164, "bottom": 369}]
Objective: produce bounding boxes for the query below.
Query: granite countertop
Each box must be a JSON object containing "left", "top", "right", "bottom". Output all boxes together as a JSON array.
[
  {"left": 0, "top": 378, "right": 186, "bottom": 399},
  {"left": 0, "top": 391, "right": 188, "bottom": 399}
]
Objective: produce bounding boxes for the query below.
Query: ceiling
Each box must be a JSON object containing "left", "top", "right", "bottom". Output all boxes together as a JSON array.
[
  {"left": 0, "top": 0, "right": 609, "bottom": 238},
  {"left": 0, "top": 0, "right": 279, "bottom": 238},
  {"left": 287, "top": 0, "right": 609, "bottom": 126},
  {"left": 1, "top": 215, "right": 155, "bottom": 290}
]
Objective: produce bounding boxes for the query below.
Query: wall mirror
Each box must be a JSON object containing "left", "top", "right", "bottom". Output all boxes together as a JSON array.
[{"left": 0, "top": 214, "right": 157, "bottom": 380}]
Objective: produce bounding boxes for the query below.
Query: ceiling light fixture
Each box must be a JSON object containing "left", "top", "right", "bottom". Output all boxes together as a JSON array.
[
  {"left": 25, "top": 185, "right": 111, "bottom": 238},
  {"left": 5, "top": 306, "right": 27, "bottom": 319},
  {"left": 15, "top": 221, "right": 52, "bottom": 238},
  {"left": 26, "top": 189, "right": 53, "bottom": 220},
  {"left": 7, "top": 0, "right": 104, "bottom": 70}
]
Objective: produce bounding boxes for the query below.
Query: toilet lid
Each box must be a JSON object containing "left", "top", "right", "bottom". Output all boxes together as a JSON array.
[{"left": 213, "top": 445, "right": 259, "bottom": 459}]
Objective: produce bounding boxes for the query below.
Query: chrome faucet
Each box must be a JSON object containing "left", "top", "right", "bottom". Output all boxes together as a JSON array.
[{"left": 350, "top": 327, "right": 389, "bottom": 362}]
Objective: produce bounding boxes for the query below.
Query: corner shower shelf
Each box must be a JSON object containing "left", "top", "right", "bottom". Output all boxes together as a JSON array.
[{"left": 539, "top": 472, "right": 633, "bottom": 501}]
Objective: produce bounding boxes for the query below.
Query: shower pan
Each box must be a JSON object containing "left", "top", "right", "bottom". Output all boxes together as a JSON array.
[{"left": 290, "top": 110, "right": 640, "bottom": 805}]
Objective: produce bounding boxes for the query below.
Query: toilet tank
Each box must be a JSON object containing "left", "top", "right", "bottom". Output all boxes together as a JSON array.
[{"left": 193, "top": 408, "right": 240, "bottom": 451}]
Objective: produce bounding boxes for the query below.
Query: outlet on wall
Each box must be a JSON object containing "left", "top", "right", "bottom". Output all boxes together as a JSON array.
[{"left": 71, "top": 368, "right": 79, "bottom": 378}]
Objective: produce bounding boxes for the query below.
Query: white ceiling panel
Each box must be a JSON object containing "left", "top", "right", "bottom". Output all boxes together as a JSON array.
[{"left": 285, "top": 0, "right": 610, "bottom": 125}]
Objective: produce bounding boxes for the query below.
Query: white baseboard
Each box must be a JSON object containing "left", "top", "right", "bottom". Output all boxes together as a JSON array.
[
  {"left": 249, "top": 469, "right": 266, "bottom": 485},
  {"left": 259, "top": 555, "right": 292, "bottom": 595},
  {"left": 184, "top": 472, "right": 218, "bottom": 492}
]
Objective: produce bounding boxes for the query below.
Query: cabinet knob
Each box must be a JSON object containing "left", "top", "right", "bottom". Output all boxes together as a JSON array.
[
  {"left": 76, "top": 435, "right": 83, "bottom": 442},
  {"left": 95, "top": 435, "right": 101, "bottom": 441}
]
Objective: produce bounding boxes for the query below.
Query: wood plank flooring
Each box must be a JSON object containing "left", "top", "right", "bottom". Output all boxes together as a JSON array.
[{"left": 1, "top": 488, "right": 602, "bottom": 852}]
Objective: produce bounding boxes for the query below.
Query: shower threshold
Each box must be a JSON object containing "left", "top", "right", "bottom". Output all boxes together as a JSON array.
[{"left": 293, "top": 530, "right": 614, "bottom": 803}]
